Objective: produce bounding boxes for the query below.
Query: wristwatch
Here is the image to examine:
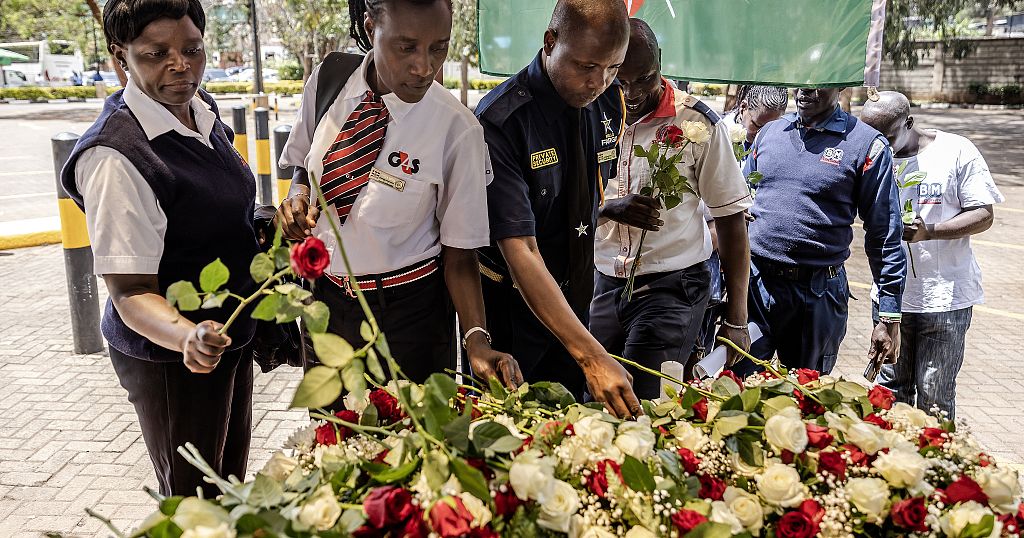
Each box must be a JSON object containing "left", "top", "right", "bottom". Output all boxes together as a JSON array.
[{"left": 462, "top": 327, "right": 491, "bottom": 349}]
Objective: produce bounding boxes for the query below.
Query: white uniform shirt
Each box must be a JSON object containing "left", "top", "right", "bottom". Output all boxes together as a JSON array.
[
  {"left": 871, "top": 130, "right": 1004, "bottom": 313},
  {"left": 280, "top": 53, "right": 491, "bottom": 276},
  {"left": 595, "top": 80, "right": 751, "bottom": 278},
  {"left": 75, "top": 77, "right": 218, "bottom": 275}
]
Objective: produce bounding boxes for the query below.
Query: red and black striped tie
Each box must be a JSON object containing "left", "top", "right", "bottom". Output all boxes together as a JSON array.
[{"left": 320, "top": 90, "right": 389, "bottom": 223}]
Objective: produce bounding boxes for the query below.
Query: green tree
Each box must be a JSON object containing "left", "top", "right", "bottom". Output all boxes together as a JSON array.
[
  {"left": 446, "top": 0, "right": 477, "bottom": 105},
  {"left": 972, "top": 0, "right": 1024, "bottom": 35},
  {"left": 260, "top": 0, "right": 349, "bottom": 80},
  {"left": 884, "top": 0, "right": 975, "bottom": 69}
]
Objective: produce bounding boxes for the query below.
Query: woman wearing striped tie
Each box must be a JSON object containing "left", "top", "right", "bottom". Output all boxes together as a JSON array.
[{"left": 277, "top": 0, "right": 522, "bottom": 388}]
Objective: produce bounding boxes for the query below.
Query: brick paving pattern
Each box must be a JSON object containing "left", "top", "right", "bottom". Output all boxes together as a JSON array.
[{"left": 1, "top": 194, "right": 1021, "bottom": 536}]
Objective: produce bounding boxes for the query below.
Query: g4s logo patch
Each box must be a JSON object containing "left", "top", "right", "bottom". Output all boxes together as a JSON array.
[{"left": 388, "top": 151, "right": 420, "bottom": 174}]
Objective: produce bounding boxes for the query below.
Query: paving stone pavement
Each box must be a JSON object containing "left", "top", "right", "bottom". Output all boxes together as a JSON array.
[{"left": 0, "top": 187, "right": 1021, "bottom": 537}]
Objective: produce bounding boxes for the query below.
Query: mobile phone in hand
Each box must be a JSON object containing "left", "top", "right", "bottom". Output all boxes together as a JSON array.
[{"left": 863, "top": 357, "right": 884, "bottom": 383}]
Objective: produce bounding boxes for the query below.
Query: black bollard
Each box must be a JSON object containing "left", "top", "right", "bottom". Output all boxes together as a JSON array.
[
  {"left": 232, "top": 105, "right": 249, "bottom": 164},
  {"left": 52, "top": 133, "right": 104, "bottom": 355},
  {"left": 254, "top": 107, "right": 273, "bottom": 206},
  {"left": 273, "top": 124, "right": 294, "bottom": 205}
]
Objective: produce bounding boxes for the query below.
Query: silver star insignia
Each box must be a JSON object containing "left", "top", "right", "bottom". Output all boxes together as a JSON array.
[{"left": 576, "top": 222, "right": 589, "bottom": 237}]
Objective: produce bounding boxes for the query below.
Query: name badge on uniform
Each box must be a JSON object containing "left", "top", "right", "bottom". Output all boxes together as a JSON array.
[
  {"left": 530, "top": 148, "right": 559, "bottom": 170},
  {"left": 597, "top": 147, "right": 617, "bottom": 163},
  {"left": 369, "top": 167, "right": 406, "bottom": 192}
]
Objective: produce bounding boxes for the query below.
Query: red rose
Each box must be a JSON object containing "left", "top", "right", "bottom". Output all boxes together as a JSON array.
[
  {"left": 692, "top": 397, "right": 709, "bottom": 422},
  {"left": 670, "top": 509, "right": 707, "bottom": 534},
  {"left": 470, "top": 527, "right": 499, "bottom": 538},
  {"left": 717, "top": 370, "right": 745, "bottom": 391},
  {"left": 944, "top": 475, "right": 989, "bottom": 506},
  {"left": 841, "top": 444, "right": 870, "bottom": 468},
  {"left": 369, "top": 389, "right": 403, "bottom": 424},
  {"left": 402, "top": 507, "right": 429, "bottom": 538},
  {"left": 867, "top": 385, "right": 895, "bottom": 410},
  {"left": 677, "top": 447, "right": 702, "bottom": 474},
  {"left": 430, "top": 497, "right": 475, "bottom": 538},
  {"left": 494, "top": 487, "right": 522, "bottom": 518},
  {"left": 698, "top": 474, "right": 726, "bottom": 501},
  {"left": 795, "top": 368, "right": 820, "bottom": 385},
  {"left": 289, "top": 236, "right": 330, "bottom": 280},
  {"left": 364, "top": 486, "right": 416, "bottom": 529},
  {"left": 315, "top": 422, "right": 338, "bottom": 446},
  {"left": 334, "top": 409, "right": 359, "bottom": 439},
  {"left": 919, "top": 427, "right": 947, "bottom": 448},
  {"left": 777, "top": 510, "right": 817, "bottom": 538},
  {"left": 863, "top": 413, "right": 892, "bottom": 430},
  {"left": 891, "top": 496, "right": 929, "bottom": 532},
  {"left": 656, "top": 124, "right": 685, "bottom": 147},
  {"left": 799, "top": 499, "right": 825, "bottom": 524},
  {"left": 780, "top": 449, "right": 795, "bottom": 465},
  {"left": 794, "top": 390, "right": 826, "bottom": 416},
  {"left": 817, "top": 450, "right": 847, "bottom": 480},
  {"left": 587, "top": 459, "right": 623, "bottom": 498},
  {"left": 805, "top": 424, "right": 834, "bottom": 449}
]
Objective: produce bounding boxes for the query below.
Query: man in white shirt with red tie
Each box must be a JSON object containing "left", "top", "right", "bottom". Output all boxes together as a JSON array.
[{"left": 590, "top": 19, "right": 753, "bottom": 398}]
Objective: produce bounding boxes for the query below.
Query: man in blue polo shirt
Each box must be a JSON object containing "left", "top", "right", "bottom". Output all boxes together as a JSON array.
[
  {"left": 736, "top": 87, "right": 907, "bottom": 375},
  {"left": 475, "top": 0, "right": 641, "bottom": 418}
]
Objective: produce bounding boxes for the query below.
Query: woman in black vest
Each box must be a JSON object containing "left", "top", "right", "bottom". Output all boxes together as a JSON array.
[
  {"left": 277, "top": 0, "right": 523, "bottom": 389},
  {"left": 59, "top": 0, "right": 258, "bottom": 497}
]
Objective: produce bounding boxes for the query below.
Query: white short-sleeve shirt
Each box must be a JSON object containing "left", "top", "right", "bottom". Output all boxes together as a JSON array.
[
  {"left": 280, "top": 53, "right": 491, "bottom": 276},
  {"left": 74, "top": 77, "right": 218, "bottom": 275},
  {"left": 595, "top": 80, "right": 751, "bottom": 278}
]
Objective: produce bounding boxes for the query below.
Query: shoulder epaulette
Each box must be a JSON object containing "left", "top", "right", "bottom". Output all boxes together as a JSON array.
[
  {"left": 476, "top": 76, "right": 532, "bottom": 127},
  {"left": 689, "top": 98, "right": 722, "bottom": 125}
]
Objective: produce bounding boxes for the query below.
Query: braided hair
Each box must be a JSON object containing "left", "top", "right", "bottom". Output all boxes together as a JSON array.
[
  {"left": 349, "top": 0, "right": 453, "bottom": 52},
  {"left": 730, "top": 85, "right": 789, "bottom": 123}
]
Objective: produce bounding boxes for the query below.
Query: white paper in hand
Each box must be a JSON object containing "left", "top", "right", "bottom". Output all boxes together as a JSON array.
[{"left": 694, "top": 323, "right": 764, "bottom": 379}]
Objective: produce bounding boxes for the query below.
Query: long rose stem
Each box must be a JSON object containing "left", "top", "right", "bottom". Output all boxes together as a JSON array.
[
  {"left": 217, "top": 267, "right": 291, "bottom": 335},
  {"left": 621, "top": 229, "right": 648, "bottom": 301}
]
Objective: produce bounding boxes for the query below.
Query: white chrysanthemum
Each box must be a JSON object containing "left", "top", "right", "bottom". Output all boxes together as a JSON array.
[{"left": 284, "top": 424, "right": 318, "bottom": 452}]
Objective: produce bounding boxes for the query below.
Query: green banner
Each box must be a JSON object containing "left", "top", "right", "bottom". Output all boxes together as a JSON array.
[{"left": 478, "top": 0, "right": 884, "bottom": 87}]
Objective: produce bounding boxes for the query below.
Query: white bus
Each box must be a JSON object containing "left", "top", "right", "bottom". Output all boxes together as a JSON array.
[{"left": 0, "top": 40, "right": 85, "bottom": 86}]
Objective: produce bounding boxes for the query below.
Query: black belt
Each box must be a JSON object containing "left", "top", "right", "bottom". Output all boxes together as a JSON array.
[{"left": 755, "top": 257, "right": 841, "bottom": 281}]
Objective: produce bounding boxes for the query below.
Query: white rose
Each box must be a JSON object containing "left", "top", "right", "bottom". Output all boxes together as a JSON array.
[
  {"left": 575, "top": 415, "right": 616, "bottom": 447},
  {"left": 576, "top": 525, "right": 617, "bottom": 538},
  {"left": 940, "top": 501, "right": 1002, "bottom": 538},
  {"left": 709, "top": 500, "right": 745, "bottom": 534},
  {"left": 296, "top": 485, "right": 342, "bottom": 531},
  {"left": 509, "top": 449, "right": 555, "bottom": 501},
  {"left": 756, "top": 463, "right": 806, "bottom": 507},
  {"left": 846, "top": 477, "right": 890, "bottom": 524},
  {"left": 724, "top": 486, "right": 764, "bottom": 533},
  {"left": 764, "top": 411, "right": 809, "bottom": 454},
  {"left": 260, "top": 451, "right": 298, "bottom": 482},
  {"left": 181, "top": 523, "right": 237, "bottom": 538},
  {"left": 171, "top": 498, "right": 231, "bottom": 531},
  {"left": 623, "top": 526, "right": 658, "bottom": 538},
  {"left": 343, "top": 388, "right": 370, "bottom": 415},
  {"left": 672, "top": 420, "right": 710, "bottom": 452},
  {"left": 681, "top": 120, "right": 712, "bottom": 144},
  {"left": 615, "top": 416, "right": 657, "bottom": 460},
  {"left": 872, "top": 447, "right": 929, "bottom": 489},
  {"left": 458, "top": 492, "right": 492, "bottom": 527},
  {"left": 845, "top": 422, "right": 886, "bottom": 455},
  {"left": 976, "top": 467, "right": 1023, "bottom": 514},
  {"left": 729, "top": 123, "right": 747, "bottom": 144},
  {"left": 890, "top": 402, "right": 939, "bottom": 428},
  {"left": 729, "top": 449, "right": 765, "bottom": 478},
  {"left": 537, "top": 479, "right": 580, "bottom": 533}
]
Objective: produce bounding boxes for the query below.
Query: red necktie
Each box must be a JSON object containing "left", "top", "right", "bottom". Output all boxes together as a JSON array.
[{"left": 320, "top": 90, "right": 389, "bottom": 223}]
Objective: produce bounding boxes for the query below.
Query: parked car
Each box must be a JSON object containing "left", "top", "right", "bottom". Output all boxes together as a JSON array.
[
  {"left": 235, "top": 68, "right": 279, "bottom": 83},
  {"left": 203, "top": 68, "right": 229, "bottom": 83},
  {"left": 80, "top": 71, "right": 120, "bottom": 86},
  {"left": 1, "top": 68, "right": 29, "bottom": 87},
  {"left": 224, "top": 65, "right": 246, "bottom": 77}
]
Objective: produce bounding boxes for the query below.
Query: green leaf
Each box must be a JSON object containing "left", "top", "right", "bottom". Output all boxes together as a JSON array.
[
  {"left": 273, "top": 246, "right": 291, "bottom": 270},
  {"left": 310, "top": 332, "right": 355, "bottom": 368},
  {"left": 364, "top": 347, "right": 385, "bottom": 381},
  {"left": 450, "top": 457, "right": 491, "bottom": 503},
  {"left": 664, "top": 194, "right": 682, "bottom": 209},
  {"left": 166, "top": 281, "right": 201, "bottom": 311},
  {"left": 487, "top": 435, "right": 525, "bottom": 454},
  {"left": 713, "top": 412, "right": 748, "bottom": 439},
  {"left": 147, "top": 519, "right": 184, "bottom": 538},
  {"left": 201, "top": 290, "right": 230, "bottom": 310},
  {"left": 341, "top": 360, "right": 366, "bottom": 395},
  {"left": 275, "top": 297, "right": 305, "bottom": 324},
  {"left": 159, "top": 496, "right": 184, "bottom": 516},
  {"left": 359, "top": 321, "right": 374, "bottom": 342},
  {"left": 738, "top": 439, "right": 764, "bottom": 467},
  {"left": 372, "top": 458, "right": 420, "bottom": 484},
  {"left": 740, "top": 387, "right": 762, "bottom": 413},
  {"left": 960, "top": 514, "right": 995, "bottom": 538},
  {"left": 620, "top": 455, "right": 656, "bottom": 492},
  {"left": 633, "top": 145, "right": 648, "bottom": 158},
  {"left": 686, "top": 521, "right": 736, "bottom": 538},
  {"left": 199, "top": 258, "right": 231, "bottom": 293},
  {"left": 426, "top": 373, "right": 458, "bottom": 402},
  {"left": 442, "top": 410, "right": 472, "bottom": 453},
  {"left": 834, "top": 381, "right": 868, "bottom": 399},
  {"left": 657, "top": 449, "right": 682, "bottom": 480},
  {"left": 359, "top": 400, "right": 378, "bottom": 426},
  {"left": 251, "top": 294, "right": 281, "bottom": 321},
  {"left": 247, "top": 473, "right": 285, "bottom": 508},
  {"left": 762, "top": 395, "right": 798, "bottom": 419},
  {"left": 816, "top": 389, "right": 843, "bottom": 408},
  {"left": 290, "top": 365, "right": 342, "bottom": 409},
  {"left": 712, "top": 376, "right": 742, "bottom": 398},
  {"left": 423, "top": 451, "right": 450, "bottom": 490},
  {"left": 721, "top": 394, "right": 744, "bottom": 412},
  {"left": 746, "top": 171, "right": 763, "bottom": 185},
  {"left": 302, "top": 301, "right": 330, "bottom": 334},
  {"left": 471, "top": 421, "right": 514, "bottom": 452}
]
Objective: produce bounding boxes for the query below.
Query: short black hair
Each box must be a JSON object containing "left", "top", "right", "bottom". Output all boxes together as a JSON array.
[
  {"left": 348, "top": 0, "right": 453, "bottom": 53},
  {"left": 628, "top": 18, "right": 659, "bottom": 65},
  {"left": 102, "top": 0, "right": 206, "bottom": 49},
  {"left": 549, "top": 0, "right": 629, "bottom": 47}
]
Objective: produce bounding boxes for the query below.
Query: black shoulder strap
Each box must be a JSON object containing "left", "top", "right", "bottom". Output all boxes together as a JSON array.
[{"left": 314, "top": 51, "right": 365, "bottom": 128}]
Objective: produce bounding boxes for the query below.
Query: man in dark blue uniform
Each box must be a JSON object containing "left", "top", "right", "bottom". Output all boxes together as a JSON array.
[
  {"left": 737, "top": 87, "right": 907, "bottom": 375},
  {"left": 475, "top": 0, "right": 641, "bottom": 418}
]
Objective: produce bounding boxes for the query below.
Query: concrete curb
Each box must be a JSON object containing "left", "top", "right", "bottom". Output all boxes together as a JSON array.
[{"left": 0, "top": 230, "right": 61, "bottom": 250}]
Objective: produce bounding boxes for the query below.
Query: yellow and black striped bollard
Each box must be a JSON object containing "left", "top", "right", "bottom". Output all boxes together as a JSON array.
[
  {"left": 254, "top": 107, "right": 273, "bottom": 206},
  {"left": 273, "top": 124, "right": 293, "bottom": 206},
  {"left": 232, "top": 105, "right": 249, "bottom": 165}
]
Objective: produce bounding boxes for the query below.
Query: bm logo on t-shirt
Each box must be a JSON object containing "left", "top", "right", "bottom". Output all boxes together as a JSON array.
[
  {"left": 820, "top": 147, "right": 844, "bottom": 166},
  {"left": 388, "top": 151, "right": 420, "bottom": 174}
]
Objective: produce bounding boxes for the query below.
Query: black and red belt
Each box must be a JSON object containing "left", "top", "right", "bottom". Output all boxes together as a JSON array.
[{"left": 324, "top": 257, "right": 440, "bottom": 298}]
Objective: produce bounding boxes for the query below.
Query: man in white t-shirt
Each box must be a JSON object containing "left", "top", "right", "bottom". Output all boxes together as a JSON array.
[{"left": 860, "top": 91, "right": 1004, "bottom": 419}]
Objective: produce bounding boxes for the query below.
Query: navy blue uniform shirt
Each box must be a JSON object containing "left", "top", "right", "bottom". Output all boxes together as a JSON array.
[
  {"left": 475, "top": 50, "right": 624, "bottom": 284},
  {"left": 744, "top": 106, "right": 906, "bottom": 315}
]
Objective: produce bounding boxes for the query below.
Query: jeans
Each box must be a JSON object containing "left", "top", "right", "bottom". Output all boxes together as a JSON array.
[{"left": 875, "top": 304, "right": 973, "bottom": 420}]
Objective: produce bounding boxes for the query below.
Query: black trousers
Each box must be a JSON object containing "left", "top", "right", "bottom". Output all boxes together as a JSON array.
[
  {"left": 481, "top": 274, "right": 587, "bottom": 400},
  {"left": 589, "top": 264, "right": 712, "bottom": 400},
  {"left": 312, "top": 269, "right": 455, "bottom": 384},
  {"left": 110, "top": 346, "right": 253, "bottom": 497}
]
